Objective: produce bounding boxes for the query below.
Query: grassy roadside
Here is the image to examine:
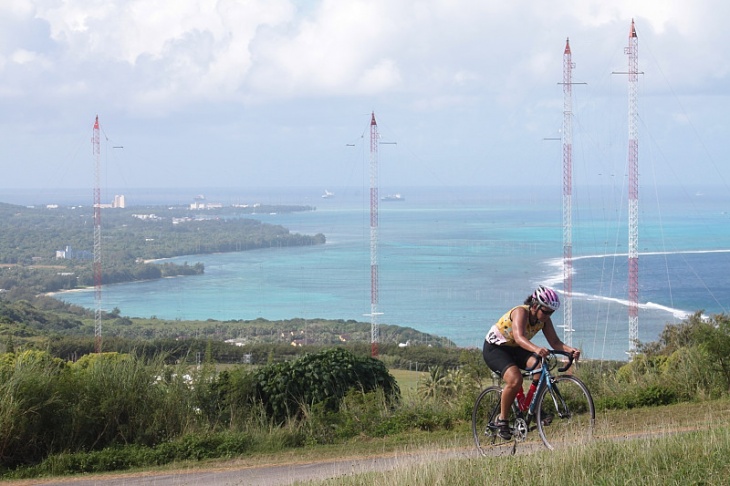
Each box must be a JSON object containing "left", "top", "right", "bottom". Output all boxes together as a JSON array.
[
  {"left": 302, "top": 426, "right": 730, "bottom": 485},
  {"left": 3, "top": 351, "right": 730, "bottom": 483},
  {"left": 298, "top": 399, "right": 730, "bottom": 485},
  {"left": 6, "top": 399, "right": 729, "bottom": 485}
]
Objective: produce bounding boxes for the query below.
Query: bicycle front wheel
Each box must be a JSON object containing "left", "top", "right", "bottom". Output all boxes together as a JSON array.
[
  {"left": 536, "top": 375, "right": 595, "bottom": 450},
  {"left": 471, "top": 386, "right": 515, "bottom": 456}
]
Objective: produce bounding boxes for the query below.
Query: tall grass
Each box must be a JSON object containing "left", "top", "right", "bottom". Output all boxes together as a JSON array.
[
  {"left": 303, "top": 426, "right": 730, "bottom": 485},
  {"left": 0, "top": 351, "right": 65, "bottom": 465},
  {"left": 0, "top": 351, "right": 203, "bottom": 469}
]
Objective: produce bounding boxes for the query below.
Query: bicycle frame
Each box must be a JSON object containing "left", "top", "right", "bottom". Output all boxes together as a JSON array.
[
  {"left": 507, "top": 362, "right": 542, "bottom": 432},
  {"left": 512, "top": 351, "right": 577, "bottom": 433}
]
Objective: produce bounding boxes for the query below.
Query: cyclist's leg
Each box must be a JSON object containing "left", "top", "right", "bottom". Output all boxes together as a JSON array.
[
  {"left": 483, "top": 343, "right": 520, "bottom": 422},
  {"left": 500, "top": 365, "right": 522, "bottom": 420},
  {"left": 483, "top": 342, "right": 521, "bottom": 439},
  {"left": 514, "top": 347, "right": 540, "bottom": 387}
]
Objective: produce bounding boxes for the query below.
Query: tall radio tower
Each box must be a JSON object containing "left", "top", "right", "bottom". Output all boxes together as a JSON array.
[
  {"left": 626, "top": 20, "right": 640, "bottom": 355},
  {"left": 561, "top": 38, "right": 575, "bottom": 346},
  {"left": 92, "top": 116, "right": 103, "bottom": 353},
  {"left": 368, "top": 112, "right": 381, "bottom": 357}
]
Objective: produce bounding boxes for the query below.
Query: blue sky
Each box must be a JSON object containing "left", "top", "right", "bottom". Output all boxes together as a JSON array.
[{"left": 0, "top": 0, "right": 728, "bottom": 194}]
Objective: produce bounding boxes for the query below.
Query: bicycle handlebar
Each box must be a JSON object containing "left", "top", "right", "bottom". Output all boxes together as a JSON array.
[{"left": 552, "top": 349, "right": 576, "bottom": 373}]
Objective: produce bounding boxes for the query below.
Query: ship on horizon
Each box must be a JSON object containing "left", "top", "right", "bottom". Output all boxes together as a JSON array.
[{"left": 381, "top": 193, "right": 404, "bottom": 202}]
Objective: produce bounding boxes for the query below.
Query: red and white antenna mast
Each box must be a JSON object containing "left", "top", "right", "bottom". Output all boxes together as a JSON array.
[
  {"left": 561, "top": 38, "right": 575, "bottom": 346},
  {"left": 93, "top": 115, "right": 103, "bottom": 353},
  {"left": 626, "top": 20, "right": 640, "bottom": 355},
  {"left": 368, "top": 112, "right": 380, "bottom": 357}
]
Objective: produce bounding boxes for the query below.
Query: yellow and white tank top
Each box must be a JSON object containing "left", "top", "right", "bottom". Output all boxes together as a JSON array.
[{"left": 485, "top": 305, "right": 545, "bottom": 347}]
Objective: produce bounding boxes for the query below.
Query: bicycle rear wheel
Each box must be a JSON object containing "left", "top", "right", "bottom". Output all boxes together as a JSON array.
[
  {"left": 536, "top": 375, "right": 595, "bottom": 450},
  {"left": 471, "top": 386, "right": 515, "bottom": 456}
]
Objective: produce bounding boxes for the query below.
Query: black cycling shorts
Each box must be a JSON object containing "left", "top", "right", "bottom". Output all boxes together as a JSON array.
[{"left": 482, "top": 340, "right": 536, "bottom": 376}]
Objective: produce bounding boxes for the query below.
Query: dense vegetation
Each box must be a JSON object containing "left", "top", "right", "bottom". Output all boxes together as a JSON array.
[
  {"left": 0, "top": 296, "right": 455, "bottom": 362},
  {"left": 1, "top": 304, "right": 729, "bottom": 478},
  {"left": 0, "top": 347, "right": 398, "bottom": 469},
  {"left": 0, "top": 201, "right": 324, "bottom": 294}
]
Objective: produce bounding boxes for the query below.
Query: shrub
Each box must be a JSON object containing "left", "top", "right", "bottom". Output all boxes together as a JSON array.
[
  {"left": 376, "top": 399, "right": 455, "bottom": 434},
  {"left": 631, "top": 385, "right": 677, "bottom": 407},
  {"left": 659, "top": 347, "right": 716, "bottom": 400},
  {"left": 306, "top": 389, "right": 391, "bottom": 443},
  {"left": 253, "top": 348, "right": 400, "bottom": 424},
  {"left": 418, "top": 366, "right": 477, "bottom": 406},
  {"left": 191, "top": 366, "right": 259, "bottom": 430},
  {"left": 616, "top": 354, "right": 667, "bottom": 383},
  {"left": 594, "top": 384, "right": 677, "bottom": 410},
  {"left": 19, "top": 433, "right": 257, "bottom": 477}
]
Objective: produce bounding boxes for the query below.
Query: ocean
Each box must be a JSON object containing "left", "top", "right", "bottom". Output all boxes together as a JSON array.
[{"left": 10, "top": 185, "right": 730, "bottom": 362}]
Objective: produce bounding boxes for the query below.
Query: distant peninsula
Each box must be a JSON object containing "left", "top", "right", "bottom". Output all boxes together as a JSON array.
[{"left": 0, "top": 200, "right": 324, "bottom": 299}]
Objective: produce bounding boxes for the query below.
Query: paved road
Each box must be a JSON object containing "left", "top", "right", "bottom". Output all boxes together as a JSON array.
[{"left": 15, "top": 447, "right": 490, "bottom": 486}]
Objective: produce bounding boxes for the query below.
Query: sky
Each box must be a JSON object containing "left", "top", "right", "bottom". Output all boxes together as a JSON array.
[{"left": 0, "top": 0, "right": 728, "bottom": 194}]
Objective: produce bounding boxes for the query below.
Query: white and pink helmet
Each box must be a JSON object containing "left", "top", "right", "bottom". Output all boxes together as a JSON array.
[{"left": 532, "top": 285, "right": 561, "bottom": 311}]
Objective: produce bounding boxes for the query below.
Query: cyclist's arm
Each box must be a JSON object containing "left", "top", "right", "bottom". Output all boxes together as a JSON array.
[
  {"left": 512, "top": 307, "right": 548, "bottom": 357},
  {"left": 542, "top": 319, "right": 581, "bottom": 360}
]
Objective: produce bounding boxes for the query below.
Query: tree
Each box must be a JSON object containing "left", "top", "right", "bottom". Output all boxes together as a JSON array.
[{"left": 691, "top": 314, "right": 730, "bottom": 391}]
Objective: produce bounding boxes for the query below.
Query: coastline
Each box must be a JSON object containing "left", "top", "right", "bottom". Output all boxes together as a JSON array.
[{"left": 48, "top": 185, "right": 730, "bottom": 360}]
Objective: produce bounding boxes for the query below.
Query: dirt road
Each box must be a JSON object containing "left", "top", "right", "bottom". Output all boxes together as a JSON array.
[{"left": 13, "top": 447, "right": 488, "bottom": 486}]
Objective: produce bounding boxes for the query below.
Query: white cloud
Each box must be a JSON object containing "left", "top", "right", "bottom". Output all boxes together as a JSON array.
[
  {"left": 1, "top": 0, "right": 33, "bottom": 16},
  {"left": 356, "top": 58, "right": 402, "bottom": 94},
  {"left": 1, "top": 0, "right": 726, "bottom": 113},
  {"left": 0, "top": 0, "right": 728, "bottom": 191},
  {"left": 16, "top": 0, "right": 296, "bottom": 111},
  {"left": 246, "top": 0, "right": 397, "bottom": 97},
  {"left": 11, "top": 48, "right": 42, "bottom": 65}
]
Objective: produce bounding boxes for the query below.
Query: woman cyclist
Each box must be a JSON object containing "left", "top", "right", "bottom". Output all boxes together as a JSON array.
[{"left": 482, "top": 285, "right": 581, "bottom": 439}]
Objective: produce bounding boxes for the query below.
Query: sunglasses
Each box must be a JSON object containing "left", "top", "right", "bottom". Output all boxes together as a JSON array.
[{"left": 539, "top": 307, "right": 555, "bottom": 316}]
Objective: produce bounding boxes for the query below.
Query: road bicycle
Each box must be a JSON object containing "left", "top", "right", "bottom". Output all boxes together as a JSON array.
[{"left": 472, "top": 350, "right": 595, "bottom": 455}]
